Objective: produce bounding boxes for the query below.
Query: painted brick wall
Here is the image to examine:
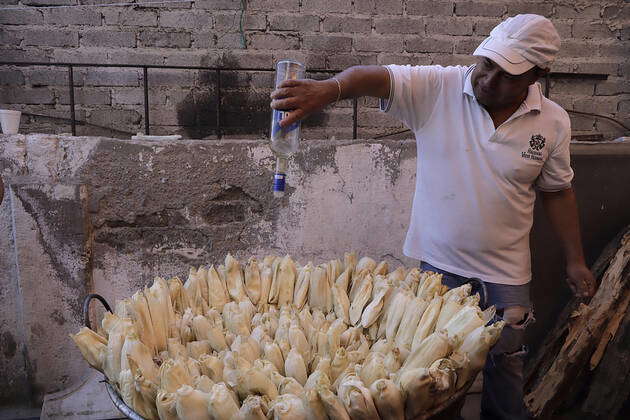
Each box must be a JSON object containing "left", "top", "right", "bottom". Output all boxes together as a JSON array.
[{"left": 0, "top": 0, "right": 628, "bottom": 140}]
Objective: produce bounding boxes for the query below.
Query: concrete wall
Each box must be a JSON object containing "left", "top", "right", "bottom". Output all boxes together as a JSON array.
[
  {"left": 0, "top": 133, "right": 417, "bottom": 405},
  {"left": 1, "top": 1, "right": 629, "bottom": 140}
]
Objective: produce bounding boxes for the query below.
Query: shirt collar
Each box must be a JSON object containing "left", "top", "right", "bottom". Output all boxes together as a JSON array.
[{"left": 463, "top": 65, "right": 543, "bottom": 113}]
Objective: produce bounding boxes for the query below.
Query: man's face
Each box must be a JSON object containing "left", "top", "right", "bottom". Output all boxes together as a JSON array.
[{"left": 471, "top": 57, "right": 541, "bottom": 109}]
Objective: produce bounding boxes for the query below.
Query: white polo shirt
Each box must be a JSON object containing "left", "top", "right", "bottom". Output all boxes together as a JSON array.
[{"left": 381, "top": 64, "right": 573, "bottom": 285}]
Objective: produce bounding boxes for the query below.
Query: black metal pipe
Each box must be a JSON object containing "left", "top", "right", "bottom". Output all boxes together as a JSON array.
[
  {"left": 353, "top": 98, "right": 358, "bottom": 140},
  {"left": 545, "top": 73, "right": 550, "bottom": 98},
  {"left": 216, "top": 69, "right": 221, "bottom": 139},
  {"left": 143, "top": 67, "right": 150, "bottom": 135},
  {"left": 0, "top": 61, "right": 345, "bottom": 74},
  {"left": 68, "top": 65, "right": 76, "bottom": 136}
]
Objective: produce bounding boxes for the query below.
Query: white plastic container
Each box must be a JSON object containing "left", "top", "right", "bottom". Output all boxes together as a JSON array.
[{"left": 0, "top": 109, "right": 22, "bottom": 134}]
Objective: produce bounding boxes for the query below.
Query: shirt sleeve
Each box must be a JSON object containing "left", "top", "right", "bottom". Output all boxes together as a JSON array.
[
  {"left": 535, "top": 120, "right": 574, "bottom": 192},
  {"left": 379, "top": 64, "right": 444, "bottom": 133}
]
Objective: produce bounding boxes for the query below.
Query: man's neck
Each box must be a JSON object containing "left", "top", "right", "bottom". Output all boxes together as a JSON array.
[{"left": 484, "top": 90, "right": 529, "bottom": 129}]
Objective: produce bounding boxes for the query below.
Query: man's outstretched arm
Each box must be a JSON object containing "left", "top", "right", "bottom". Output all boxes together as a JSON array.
[
  {"left": 540, "top": 187, "right": 596, "bottom": 297},
  {"left": 270, "top": 65, "right": 390, "bottom": 128}
]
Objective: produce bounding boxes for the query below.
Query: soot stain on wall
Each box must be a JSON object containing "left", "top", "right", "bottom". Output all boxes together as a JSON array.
[{"left": 176, "top": 53, "right": 329, "bottom": 139}]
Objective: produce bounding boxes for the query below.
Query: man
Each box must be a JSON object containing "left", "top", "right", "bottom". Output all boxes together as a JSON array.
[{"left": 271, "top": 14, "right": 596, "bottom": 419}]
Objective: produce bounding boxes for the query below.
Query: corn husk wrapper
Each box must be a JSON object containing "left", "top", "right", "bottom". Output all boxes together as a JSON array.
[
  {"left": 120, "top": 332, "right": 158, "bottom": 383},
  {"left": 343, "top": 252, "right": 357, "bottom": 274},
  {"left": 402, "top": 330, "right": 454, "bottom": 372},
  {"left": 194, "top": 374, "right": 215, "bottom": 393},
  {"left": 359, "top": 352, "right": 387, "bottom": 388},
  {"left": 384, "top": 348, "right": 402, "bottom": 374},
  {"left": 326, "top": 259, "right": 343, "bottom": 286},
  {"left": 349, "top": 273, "right": 373, "bottom": 326},
  {"left": 361, "top": 286, "right": 390, "bottom": 329},
  {"left": 129, "top": 290, "right": 157, "bottom": 354},
  {"left": 435, "top": 284, "right": 472, "bottom": 330},
  {"left": 259, "top": 264, "right": 273, "bottom": 310},
  {"left": 118, "top": 368, "right": 158, "bottom": 419},
  {"left": 305, "top": 368, "right": 332, "bottom": 392},
  {"left": 277, "top": 376, "right": 302, "bottom": 396},
  {"left": 223, "top": 301, "right": 251, "bottom": 336},
  {"left": 167, "top": 277, "right": 188, "bottom": 315},
  {"left": 222, "top": 351, "right": 250, "bottom": 389},
  {"left": 268, "top": 393, "right": 308, "bottom": 420},
  {"left": 331, "top": 347, "right": 350, "bottom": 383},
  {"left": 186, "top": 340, "right": 210, "bottom": 360},
  {"left": 156, "top": 390, "right": 177, "bottom": 420},
  {"left": 385, "top": 290, "right": 413, "bottom": 341},
  {"left": 402, "top": 268, "right": 421, "bottom": 293},
  {"left": 289, "top": 320, "right": 311, "bottom": 362},
  {"left": 327, "top": 319, "right": 346, "bottom": 359},
  {"left": 428, "top": 358, "right": 458, "bottom": 406},
  {"left": 397, "top": 368, "right": 433, "bottom": 417},
  {"left": 159, "top": 357, "right": 194, "bottom": 393},
  {"left": 458, "top": 321, "right": 504, "bottom": 386},
  {"left": 294, "top": 263, "right": 313, "bottom": 310},
  {"left": 146, "top": 277, "right": 175, "bottom": 352},
  {"left": 115, "top": 298, "right": 134, "bottom": 319},
  {"left": 102, "top": 317, "right": 134, "bottom": 383},
  {"left": 354, "top": 256, "right": 376, "bottom": 276},
  {"left": 269, "top": 255, "right": 297, "bottom": 307},
  {"left": 192, "top": 314, "right": 228, "bottom": 352},
  {"left": 370, "top": 378, "right": 404, "bottom": 420},
  {"left": 335, "top": 267, "right": 352, "bottom": 293},
  {"left": 179, "top": 308, "right": 195, "bottom": 344},
  {"left": 231, "top": 334, "right": 260, "bottom": 363},
  {"left": 198, "top": 353, "right": 224, "bottom": 383},
  {"left": 224, "top": 253, "right": 248, "bottom": 303},
  {"left": 340, "top": 327, "right": 361, "bottom": 349},
  {"left": 207, "top": 265, "right": 230, "bottom": 311},
  {"left": 338, "top": 375, "right": 380, "bottom": 420},
  {"left": 241, "top": 366, "right": 280, "bottom": 400},
  {"left": 285, "top": 347, "right": 308, "bottom": 385},
  {"left": 318, "top": 385, "right": 351, "bottom": 420},
  {"left": 264, "top": 341, "right": 285, "bottom": 375},
  {"left": 302, "top": 388, "right": 328, "bottom": 420},
  {"left": 167, "top": 337, "right": 187, "bottom": 360},
  {"left": 309, "top": 265, "right": 331, "bottom": 313},
  {"left": 411, "top": 295, "right": 444, "bottom": 351},
  {"left": 244, "top": 257, "right": 262, "bottom": 305},
  {"left": 370, "top": 339, "right": 391, "bottom": 355},
  {"left": 128, "top": 355, "right": 159, "bottom": 407},
  {"left": 184, "top": 268, "right": 209, "bottom": 316},
  {"left": 207, "top": 382, "right": 240, "bottom": 420},
  {"left": 236, "top": 395, "right": 268, "bottom": 420},
  {"left": 416, "top": 272, "right": 442, "bottom": 300},
  {"left": 332, "top": 283, "right": 351, "bottom": 324},
  {"left": 374, "top": 260, "right": 388, "bottom": 276},
  {"left": 443, "top": 305, "right": 492, "bottom": 342},
  {"left": 448, "top": 349, "right": 472, "bottom": 389},
  {"left": 395, "top": 297, "right": 429, "bottom": 350}
]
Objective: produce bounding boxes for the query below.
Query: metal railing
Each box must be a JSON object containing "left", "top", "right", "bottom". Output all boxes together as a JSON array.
[
  {"left": 0, "top": 61, "right": 610, "bottom": 139},
  {"left": 0, "top": 61, "right": 358, "bottom": 138}
]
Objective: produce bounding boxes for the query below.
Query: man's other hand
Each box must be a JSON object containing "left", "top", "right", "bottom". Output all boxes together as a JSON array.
[
  {"left": 270, "top": 79, "right": 339, "bottom": 128},
  {"left": 566, "top": 262, "right": 596, "bottom": 298}
]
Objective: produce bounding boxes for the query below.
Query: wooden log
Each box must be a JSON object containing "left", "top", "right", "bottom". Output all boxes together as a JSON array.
[
  {"left": 582, "top": 273, "right": 630, "bottom": 418},
  {"left": 524, "top": 226, "right": 629, "bottom": 390},
  {"left": 525, "top": 227, "right": 630, "bottom": 418}
]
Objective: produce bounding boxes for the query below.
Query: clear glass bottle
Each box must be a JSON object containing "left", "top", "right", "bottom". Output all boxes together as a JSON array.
[{"left": 270, "top": 60, "right": 306, "bottom": 197}]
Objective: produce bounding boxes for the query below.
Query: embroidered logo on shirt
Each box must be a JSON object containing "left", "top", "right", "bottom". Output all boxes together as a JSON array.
[
  {"left": 529, "top": 134, "right": 546, "bottom": 151},
  {"left": 521, "top": 134, "right": 546, "bottom": 161}
]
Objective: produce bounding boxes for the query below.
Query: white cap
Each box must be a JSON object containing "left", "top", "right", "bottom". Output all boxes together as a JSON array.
[{"left": 473, "top": 14, "right": 561, "bottom": 75}]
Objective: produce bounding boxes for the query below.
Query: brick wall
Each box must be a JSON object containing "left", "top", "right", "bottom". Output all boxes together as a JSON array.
[{"left": 0, "top": 0, "right": 628, "bottom": 140}]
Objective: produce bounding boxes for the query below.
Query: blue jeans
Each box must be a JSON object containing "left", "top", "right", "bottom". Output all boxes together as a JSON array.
[{"left": 420, "top": 262, "right": 534, "bottom": 420}]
